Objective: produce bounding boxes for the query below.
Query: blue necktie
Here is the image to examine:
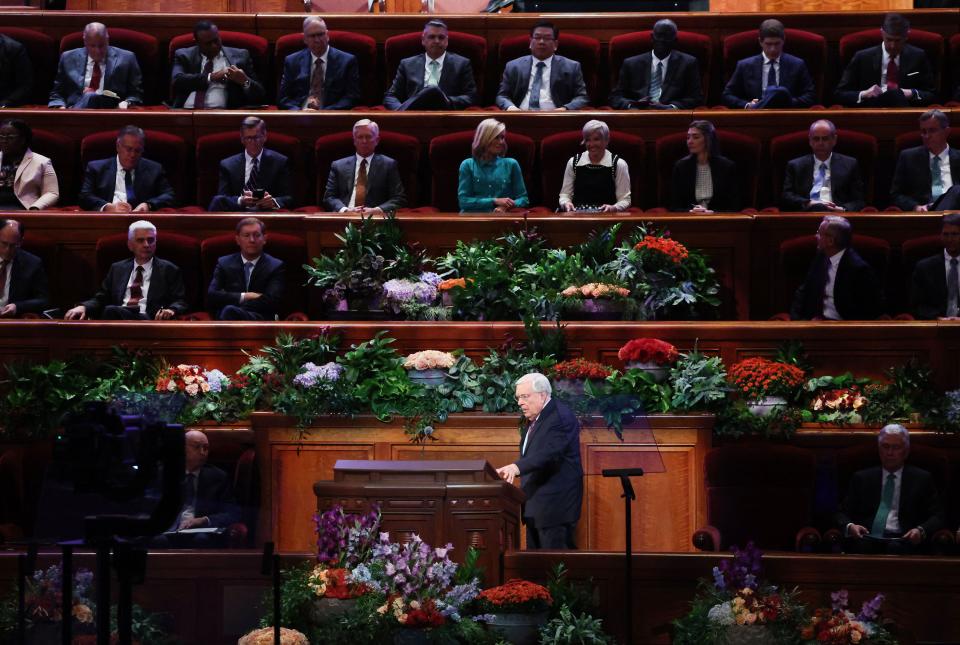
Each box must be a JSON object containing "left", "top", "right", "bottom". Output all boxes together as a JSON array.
[
  {"left": 244, "top": 261, "right": 254, "bottom": 291},
  {"left": 124, "top": 169, "right": 135, "bottom": 204},
  {"left": 810, "top": 163, "right": 827, "bottom": 201},
  {"left": 870, "top": 472, "right": 896, "bottom": 537},
  {"left": 529, "top": 61, "right": 545, "bottom": 110},
  {"left": 931, "top": 154, "right": 945, "bottom": 199},
  {"left": 767, "top": 59, "right": 777, "bottom": 88},
  {"left": 649, "top": 61, "right": 663, "bottom": 102}
]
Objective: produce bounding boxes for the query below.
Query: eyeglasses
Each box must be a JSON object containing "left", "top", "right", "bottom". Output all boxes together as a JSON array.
[
  {"left": 515, "top": 392, "right": 542, "bottom": 402},
  {"left": 531, "top": 35, "right": 555, "bottom": 42}
]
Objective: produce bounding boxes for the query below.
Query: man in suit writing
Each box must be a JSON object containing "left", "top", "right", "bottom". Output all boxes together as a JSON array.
[
  {"left": 496, "top": 21, "right": 589, "bottom": 112},
  {"left": 323, "top": 119, "right": 407, "bottom": 214},
  {"left": 891, "top": 110, "right": 959, "bottom": 212},
  {"left": 0, "top": 219, "right": 50, "bottom": 318},
  {"left": 209, "top": 116, "right": 293, "bottom": 212},
  {"left": 171, "top": 20, "right": 265, "bottom": 109},
  {"left": 497, "top": 372, "right": 583, "bottom": 550},
  {"left": 49, "top": 22, "right": 143, "bottom": 110},
  {"left": 278, "top": 17, "right": 360, "bottom": 111},
  {"left": 64, "top": 220, "right": 188, "bottom": 320},
  {"left": 722, "top": 19, "right": 815, "bottom": 109},
  {"left": 207, "top": 217, "right": 285, "bottom": 321},
  {"left": 911, "top": 213, "right": 960, "bottom": 320},
  {"left": 78, "top": 125, "right": 176, "bottom": 213},
  {"left": 781, "top": 119, "right": 865, "bottom": 212}
]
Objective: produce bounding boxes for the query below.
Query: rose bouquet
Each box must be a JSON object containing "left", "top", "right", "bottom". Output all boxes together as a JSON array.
[
  {"left": 403, "top": 350, "right": 456, "bottom": 371},
  {"left": 809, "top": 387, "right": 868, "bottom": 424},
  {"left": 478, "top": 579, "right": 553, "bottom": 614},
  {"left": 155, "top": 364, "right": 211, "bottom": 397},
  {"left": 618, "top": 338, "right": 679, "bottom": 366},
  {"left": 728, "top": 357, "right": 806, "bottom": 401},
  {"left": 551, "top": 358, "right": 614, "bottom": 381},
  {"left": 559, "top": 283, "right": 631, "bottom": 299},
  {"left": 800, "top": 590, "right": 897, "bottom": 645}
]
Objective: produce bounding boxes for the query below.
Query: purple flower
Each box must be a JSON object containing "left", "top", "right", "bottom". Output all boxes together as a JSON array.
[
  {"left": 419, "top": 272, "right": 442, "bottom": 287},
  {"left": 831, "top": 589, "right": 849, "bottom": 612},
  {"left": 204, "top": 369, "right": 229, "bottom": 393},
  {"left": 857, "top": 593, "right": 884, "bottom": 622}
]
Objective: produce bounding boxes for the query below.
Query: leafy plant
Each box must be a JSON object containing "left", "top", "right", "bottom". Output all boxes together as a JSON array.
[
  {"left": 260, "top": 561, "right": 317, "bottom": 637},
  {"left": 714, "top": 400, "right": 804, "bottom": 439},
  {"left": 0, "top": 359, "right": 93, "bottom": 439},
  {"left": 539, "top": 605, "right": 612, "bottom": 645},
  {"left": 435, "top": 352, "right": 484, "bottom": 414},
  {"left": 546, "top": 563, "right": 596, "bottom": 619},
  {"left": 669, "top": 350, "right": 730, "bottom": 412},
  {"left": 859, "top": 360, "right": 941, "bottom": 425}
]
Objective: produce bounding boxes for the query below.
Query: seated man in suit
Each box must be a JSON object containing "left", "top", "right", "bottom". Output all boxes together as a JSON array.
[
  {"left": 0, "top": 33, "right": 33, "bottom": 107},
  {"left": 207, "top": 217, "right": 285, "bottom": 321},
  {"left": 781, "top": 119, "right": 865, "bottom": 212},
  {"left": 890, "top": 110, "right": 959, "bottom": 212},
  {"left": 49, "top": 22, "right": 143, "bottom": 110},
  {"left": 171, "top": 20, "right": 265, "bottom": 109},
  {"left": 0, "top": 219, "right": 50, "bottom": 317},
  {"left": 78, "top": 125, "right": 176, "bottom": 213},
  {"left": 278, "top": 17, "right": 360, "bottom": 111},
  {"left": 323, "top": 119, "right": 407, "bottom": 214},
  {"left": 790, "top": 215, "right": 884, "bottom": 320},
  {"left": 911, "top": 213, "right": 960, "bottom": 320},
  {"left": 834, "top": 13, "right": 937, "bottom": 108},
  {"left": 209, "top": 116, "right": 293, "bottom": 212},
  {"left": 496, "top": 20, "right": 589, "bottom": 112},
  {"left": 384, "top": 19, "right": 478, "bottom": 111},
  {"left": 721, "top": 18, "right": 815, "bottom": 109},
  {"left": 836, "top": 424, "right": 944, "bottom": 554},
  {"left": 64, "top": 220, "right": 188, "bottom": 321},
  {"left": 608, "top": 19, "right": 703, "bottom": 110}
]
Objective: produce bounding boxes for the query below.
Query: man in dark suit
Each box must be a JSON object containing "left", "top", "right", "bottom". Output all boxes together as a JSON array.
[
  {"left": 278, "top": 16, "right": 360, "bottom": 111},
  {"left": 323, "top": 119, "right": 407, "bottom": 214},
  {"left": 208, "top": 116, "right": 293, "bottom": 212},
  {"left": 781, "top": 119, "right": 865, "bottom": 212},
  {"left": 207, "top": 217, "right": 285, "bottom": 321},
  {"left": 383, "top": 19, "right": 478, "bottom": 111},
  {"left": 0, "top": 34, "right": 33, "bottom": 107},
  {"left": 171, "top": 20, "right": 265, "bottom": 109},
  {"left": 836, "top": 424, "right": 944, "bottom": 554},
  {"left": 0, "top": 219, "right": 49, "bottom": 317},
  {"left": 496, "top": 20, "right": 589, "bottom": 112},
  {"left": 834, "top": 13, "right": 937, "bottom": 107},
  {"left": 49, "top": 22, "right": 143, "bottom": 109},
  {"left": 891, "top": 110, "right": 959, "bottom": 212},
  {"left": 722, "top": 18, "right": 815, "bottom": 109},
  {"left": 790, "top": 215, "right": 885, "bottom": 320},
  {"left": 78, "top": 125, "right": 177, "bottom": 213},
  {"left": 608, "top": 19, "right": 703, "bottom": 110},
  {"left": 910, "top": 213, "right": 960, "bottom": 320},
  {"left": 64, "top": 220, "right": 188, "bottom": 320},
  {"left": 497, "top": 372, "right": 583, "bottom": 550}
]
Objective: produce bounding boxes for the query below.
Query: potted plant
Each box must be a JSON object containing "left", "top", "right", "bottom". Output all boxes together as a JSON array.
[
  {"left": 539, "top": 605, "right": 612, "bottom": 644},
  {"left": 618, "top": 338, "right": 679, "bottom": 382},
  {"left": 802, "top": 374, "right": 870, "bottom": 425},
  {"left": 403, "top": 350, "right": 457, "bottom": 387},
  {"left": 550, "top": 358, "right": 615, "bottom": 398},
  {"left": 478, "top": 578, "right": 553, "bottom": 644},
  {"left": 559, "top": 282, "right": 631, "bottom": 320},
  {"left": 309, "top": 505, "right": 381, "bottom": 620},
  {"left": 382, "top": 272, "right": 442, "bottom": 318},
  {"left": 728, "top": 357, "right": 806, "bottom": 417},
  {"left": 800, "top": 590, "right": 897, "bottom": 645},
  {"left": 238, "top": 627, "right": 309, "bottom": 645}
]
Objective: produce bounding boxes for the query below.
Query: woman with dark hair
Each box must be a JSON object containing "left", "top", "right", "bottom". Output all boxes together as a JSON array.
[
  {"left": 0, "top": 119, "right": 59, "bottom": 210},
  {"left": 668, "top": 119, "right": 739, "bottom": 213},
  {"left": 458, "top": 118, "right": 529, "bottom": 213}
]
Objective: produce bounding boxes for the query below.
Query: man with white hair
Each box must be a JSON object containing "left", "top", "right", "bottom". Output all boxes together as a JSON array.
[
  {"left": 49, "top": 22, "right": 143, "bottom": 109},
  {"left": 278, "top": 16, "right": 360, "bottom": 111},
  {"left": 497, "top": 372, "right": 583, "bottom": 549},
  {"left": 64, "top": 220, "right": 188, "bottom": 320},
  {"left": 836, "top": 423, "right": 944, "bottom": 552},
  {"left": 322, "top": 119, "right": 406, "bottom": 214}
]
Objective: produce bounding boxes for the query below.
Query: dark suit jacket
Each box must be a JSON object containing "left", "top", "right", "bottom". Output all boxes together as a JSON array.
[
  {"left": 49, "top": 46, "right": 143, "bottom": 108},
  {"left": 515, "top": 397, "right": 583, "bottom": 528},
  {"left": 7, "top": 250, "right": 50, "bottom": 315},
  {"left": 210, "top": 149, "right": 293, "bottom": 211},
  {"left": 278, "top": 46, "right": 360, "bottom": 110},
  {"left": 669, "top": 154, "right": 741, "bottom": 212},
  {"left": 80, "top": 257, "right": 188, "bottom": 318},
  {"left": 78, "top": 157, "right": 177, "bottom": 212},
  {"left": 189, "top": 464, "right": 240, "bottom": 529},
  {"left": 609, "top": 50, "right": 703, "bottom": 109},
  {"left": 384, "top": 52, "right": 478, "bottom": 110},
  {"left": 781, "top": 153, "right": 865, "bottom": 212},
  {"left": 323, "top": 153, "right": 407, "bottom": 213},
  {"left": 171, "top": 45, "right": 265, "bottom": 109},
  {"left": 834, "top": 44, "right": 937, "bottom": 107},
  {"left": 496, "top": 54, "right": 589, "bottom": 111},
  {"left": 890, "top": 146, "right": 960, "bottom": 211},
  {"left": 722, "top": 52, "right": 815, "bottom": 108},
  {"left": 836, "top": 465, "right": 944, "bottom": 538},
  {"left": 0, "top": 34, "right": 33, "bottom": 107},
  {"left": 207, "top": 251, "right": 285, "bottom": 320},
  {"left": 911, "top": 253, "right": 953, "bottom": 319},
  {"left": 790, "top": 248, "right": 885, "bottom": 320}
]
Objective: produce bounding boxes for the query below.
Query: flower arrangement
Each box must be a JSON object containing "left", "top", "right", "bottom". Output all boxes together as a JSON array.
[
  {"left": 403, "top": 350, "right": 456, "bottom": 371},
  {"left": 314, "top": 504, "right": 381, "bottom": 569},
  {"left": 800, "top": 590, "right": 896, "bottom": 645},
  {"left": 634, "top": 235, "right": 689, "bottom": 264},
  {"left": 551, "top": 358, "right": 614, "bottom": 381},
  {"left": 728, "top": 357, "right": 806, "bottom": 401},
  {"left": 478, "top": 579, "right": 553, "bottom": 614},
  {"left": 559, "top": 283, "right": 631, "bottom": 299},
  {"left": 307, "top": 566, "right": 366, "bottom": 600},
  {"left": 438, "top": 278, "right": 469, "bottom": 291},
  {"left": 618, "top": 338, "right": 679, "bottom": 366},
  {"left": 238, "top": 627, "right": 309, "bottom": 645},
  {"left": 293, "top": 361, "right": 343, "bottom": 388},
  {"left": 24, "top": 564, "right": 95, "bottom": 625},
  {"left": 155, "top": 364, "right": 211, "bottom": 397},
  {"left": 382, "top": 273, "right": 441, "bottom": 314}
]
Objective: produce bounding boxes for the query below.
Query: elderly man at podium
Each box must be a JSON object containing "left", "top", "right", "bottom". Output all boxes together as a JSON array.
[{"left": 497, "top": 372, "right": 583, "bottom": 549}]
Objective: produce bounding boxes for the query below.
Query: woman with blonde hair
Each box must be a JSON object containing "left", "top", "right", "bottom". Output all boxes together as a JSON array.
[
  {"left": 558, "top": 119, "right": 631, "bottom": 212},
  {"left": 458, "top": 118, "right": 528, "bottom": 213}
]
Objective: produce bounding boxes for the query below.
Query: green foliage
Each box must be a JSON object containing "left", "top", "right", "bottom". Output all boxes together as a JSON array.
[
  {"left": 859, "top": 360, "right": 942, "bottom": 425},
  {"left": 436, "top": 353, "right": 484, "bottom": 414},
  {"left": 399, "top": 301, "right": 452, "bottom": 321},
  {"left": 539, "top": 605, "right": 612, "bottom": 645},
  {"left": 307, "top": 592, "right": 393, "bottom": 644},
  {"left": 260, "top": 562, "right": 317, "bottom": 636},
  {"left": 0, "top": 358, "right": 92, "bottom": 439},
  {"left": 670, "top": 350, "right": 730, "bottom": 412},
  {"left": 546, "top": 563, "right": 596, "bottom": 619},
  {"left": 714, "top": 400, "right": 804, "bottom": 439},
  {"left": 452, "top": 547, "right": 485, "bottom": 588},
  {"left": 477, "top": 347, "right": 555, "bottom": 414},
  {"left": 579, "top": 370, "right": 671, "bottom": 441}
]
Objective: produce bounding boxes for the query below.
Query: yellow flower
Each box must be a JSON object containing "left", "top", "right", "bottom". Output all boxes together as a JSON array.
[
  {"left": 73, "top": 604, "right": 93, "bottom": 623},
  {"left": 736, "top": 613, "right": 747, "bottom": 625},
  {"left": 377, "top": 603, "right": 388, "bottom": 615}
]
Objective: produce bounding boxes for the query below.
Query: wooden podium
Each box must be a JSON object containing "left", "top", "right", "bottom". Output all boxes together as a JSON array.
[{"left": 314, "top": 459, "right": 524, "bottom": 584}]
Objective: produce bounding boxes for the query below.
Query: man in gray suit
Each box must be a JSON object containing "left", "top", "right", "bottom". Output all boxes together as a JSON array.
[
  {"left": 323, "top": 119, "right": 406, "bottom": 214},
  {"left": 496, "top": 20, "right": 589, "bottom": 111},
  {"left": 171, "top": 20, "right": 265, "bottom": 109},
  {"left": 384, "top": 19, "right": 478, "bottom": 111},
  {"left": 49, "top": 22, "right": 143, "bottom": 109}
]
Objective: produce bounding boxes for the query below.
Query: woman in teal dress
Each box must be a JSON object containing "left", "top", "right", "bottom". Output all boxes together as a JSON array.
[{"left": 458, "top": 118, "right": 529, "bottom": 213}]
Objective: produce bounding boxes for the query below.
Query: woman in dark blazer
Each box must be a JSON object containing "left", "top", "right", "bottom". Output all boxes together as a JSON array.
[{"left": 669, "top": 119, "right": 739, "bottom": 213}]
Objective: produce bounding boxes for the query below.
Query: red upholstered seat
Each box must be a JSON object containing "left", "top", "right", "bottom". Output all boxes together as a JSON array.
[
  {"left": 839, "top": 28, "right": 944, "bottom": 97},
  {"left": 654, "top": 130, "right": 761, "bottom": 210},
  {"left": 694, "top": 444, "right": 821, "bottom": 552},
  {"left": 80, "top": 130, "right": 192, "bottom": 208},
  {"left": 95, "top": 231, "right": 203, "bottom": 315},
  {"left": 0, "top": 27, "right": 57, "bottom": 106},
  {"left": 274, "top": 31, "right": 378, "bottom": 107},
  {"left": 722, "top": 28, "right": 827, "bottom": 105},
  {"left": 169, "top": 31, "right": 270, "bottom": 102},
  {"left": 314, "top": 130, "right": 420, "bottom": 207},
  {"left": 60, "top": 28, "right": 162, "bottom": 105},
  {"left": 383, "top": 31, "right": 487, "bottom": 101},
  {"left": 200, "top": 232, "right": 309, "bottom": 320},
  {"left": 428, "top": 130, "right": 536, "bottom": 212},
  {"left": 498, "top": 33, "right": 601, "bottom": 106},
  {"left": 538, "top": 129, "right": 644, "bottom": 211},
  {"left": 608, "top": 30, "right": 711, "bottom": 106},
  {"left": 895, "top": 129, "right": 960, "bottom": 155},
  {"left": 949, "top": 33, "right": 960, "bottom": 106},
  {"left": 769, "top": 128, "right": 878, "bottom": 208},
  {"left": 30, "top": 129, "right": 77, "bottom": 207},
  {"left": 195, "top": 131, "right": 307, "bottom": 211}
]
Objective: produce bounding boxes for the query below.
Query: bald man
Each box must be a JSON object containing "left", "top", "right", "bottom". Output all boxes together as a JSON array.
[{"left": 49, "top": 22, "right": 143, "bottom": 109}]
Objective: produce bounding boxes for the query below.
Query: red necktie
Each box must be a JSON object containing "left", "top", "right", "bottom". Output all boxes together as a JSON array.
[
  {"left": 126, "top": 266, "right": 144, "bottom": 308},
  {"left": 194, "top": 58, "right": 214, "bottom": 109},
  {"left": 87, "top": 61, "right": 101, "bottom": 92},
  {"left": 886, "top": 58, "right": 899, "bottom": 90}
]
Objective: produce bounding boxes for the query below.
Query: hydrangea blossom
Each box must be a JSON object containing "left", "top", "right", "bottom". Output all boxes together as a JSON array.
[
  {"left": 204, "top": 369, "right": 230, "bottom": 393},
  {"left": 382, "top": 278, "right": 439, "bottom": 313},
  {"left": 419, "top": 272, "right": 442, "bottom": 287},
  {"left": 707, "top": 601, "right": 735, "bottom": 625},
  {"left": 293, "top": 361, "right": 343, "bottom": 388}
]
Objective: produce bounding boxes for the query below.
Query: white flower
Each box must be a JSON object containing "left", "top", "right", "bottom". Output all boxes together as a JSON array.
[
  {"left": 185, "top": 383, "right": 199, "bottom": 397},
  {"left": 707, "top": 602, "right": 735, "bottom": 626}
]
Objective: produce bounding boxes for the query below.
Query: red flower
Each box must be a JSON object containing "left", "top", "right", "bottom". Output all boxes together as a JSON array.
[
  {"left": 634, "top": 235, "right": 689, "bottom": 264},
  {"left": 479, "top": 579, "right": 552, "bottom": 612},
  {"left": 728, "top": 357, "right": 805, "bottom": 400},
  {"left": 550, "top": 358, "right": 614, "bottom": 380},
  {"left": 617, "top": 338, "right": 679, "bottom": 365}
]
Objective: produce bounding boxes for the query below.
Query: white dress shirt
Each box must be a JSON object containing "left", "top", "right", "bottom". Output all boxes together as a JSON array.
[
  {"left": 110, "top": 156, "right": 134, "bottom": 206},
  {"left": 558, "top": 149, "right": 632, "bottom": 211},
  {"left": 822, "top": 247, "right": 846, "bottom": 320},
  {"left": 123, "top": 257, "right": 153, "bottom": 314},
  {"left": 184, "top": 51, "right": 228, "bottom": 109},
  {"left": 520, "top": 55, "right": 555, "bottom": 111}
]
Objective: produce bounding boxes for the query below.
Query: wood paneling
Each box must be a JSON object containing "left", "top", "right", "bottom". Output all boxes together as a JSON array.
[{"left": 711, "top": 0, "right": 910, "bottom": 11}]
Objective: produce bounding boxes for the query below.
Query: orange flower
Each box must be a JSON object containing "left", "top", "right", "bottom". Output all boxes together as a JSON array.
[
  {"left": 634, "top": 235, "right": 689, "bottom": 264},
  {"left": 438, "top": 278, "right": 471, "bottom": 291}
]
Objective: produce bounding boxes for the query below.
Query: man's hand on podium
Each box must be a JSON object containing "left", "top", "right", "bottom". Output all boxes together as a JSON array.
[{"left": 497, "top": 463, "right": 520, "bottom": 484}]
